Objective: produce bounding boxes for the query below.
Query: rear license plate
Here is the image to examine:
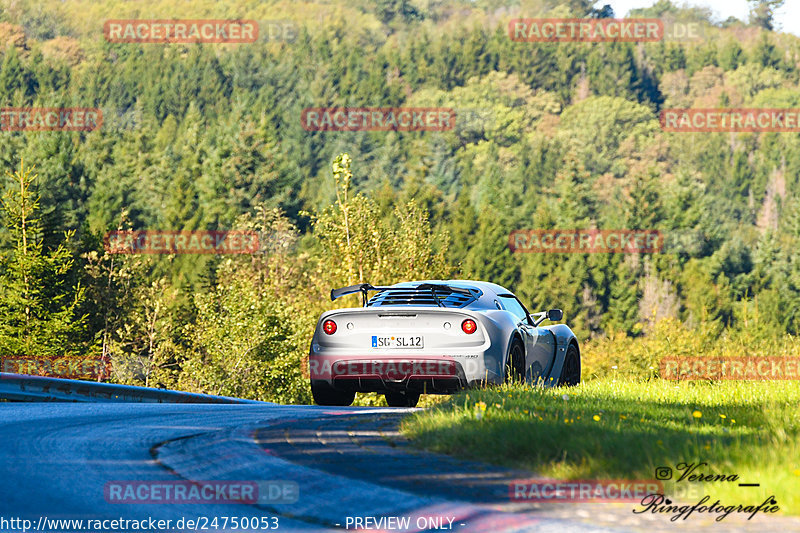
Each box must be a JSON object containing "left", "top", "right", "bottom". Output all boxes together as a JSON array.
[{"left": 371, "top": 335, "right": 424, "bottom": 349}]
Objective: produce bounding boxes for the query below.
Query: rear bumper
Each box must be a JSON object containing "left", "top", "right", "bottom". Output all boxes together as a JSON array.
[{"left": 309, "top": 356, "right": 487, "bottom": 394}]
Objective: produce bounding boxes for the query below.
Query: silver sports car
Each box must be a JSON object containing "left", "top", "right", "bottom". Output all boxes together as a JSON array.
[{"left": 308, "top": 280, "right": 580, "bottom": 407}]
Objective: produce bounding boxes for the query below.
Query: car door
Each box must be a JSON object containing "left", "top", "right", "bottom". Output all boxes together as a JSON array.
[
  {"left": 498, "top": 293, "right": 545, "bottom": 379},
  {"left": 497, "top": 294, "right": 554, "bottom": 382},
  {"left": 531, "top": 326, "right": 557, "bottom": 382}
]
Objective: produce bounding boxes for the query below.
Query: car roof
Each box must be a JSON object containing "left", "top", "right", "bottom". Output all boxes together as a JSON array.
[{"left": 385, "top": 280, "right": 513, "bottom": 307}]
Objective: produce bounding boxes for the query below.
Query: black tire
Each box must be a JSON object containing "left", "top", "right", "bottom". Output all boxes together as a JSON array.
[
  {"left": 311, "top": 380, "right": 355, "bottom": 406},
  {"left": 385, "top": 391, "right": 420, "bottom": 407},
  {"left": 504, "top": 338, "right": 526, "bottom": 384},
  {"left": 558, "top": 343, "right": 581, "bottom": 386}
]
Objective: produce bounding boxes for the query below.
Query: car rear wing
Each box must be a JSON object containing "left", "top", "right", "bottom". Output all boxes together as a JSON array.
[
  {"left": 330, "top": 283, "right": 376, "bottom": 304},
  {"left": 330, "top": 282, "right": 476, "bottom": 307}
]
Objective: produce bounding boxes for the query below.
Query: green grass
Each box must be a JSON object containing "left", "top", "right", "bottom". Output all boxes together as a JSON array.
[{"left": 402, "top": 379, "right": 800, "bottom": 513}]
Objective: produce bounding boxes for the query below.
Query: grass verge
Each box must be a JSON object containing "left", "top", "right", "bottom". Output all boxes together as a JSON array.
[{"left": 402, "top": 379, "right": 800, "bottom": 514}]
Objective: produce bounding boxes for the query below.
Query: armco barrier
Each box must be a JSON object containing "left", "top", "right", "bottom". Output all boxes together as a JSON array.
[{"left": 0, "top": 373, "right": 261, "bottom": 403}]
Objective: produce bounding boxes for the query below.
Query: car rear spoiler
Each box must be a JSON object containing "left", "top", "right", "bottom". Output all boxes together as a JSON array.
[
  {"left": 330, "top": 283, "right": 397, "bottom": 306},
  {"left": 330, "top": 282, "right": 474, "bottom": 307},
  {"left": 331, "top": 283, "right": 376, "bottom": 302}
]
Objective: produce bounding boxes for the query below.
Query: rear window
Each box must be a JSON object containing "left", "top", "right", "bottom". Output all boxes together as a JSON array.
[{"left": 367, "top": 286, "right": 480, "bottom": 308}]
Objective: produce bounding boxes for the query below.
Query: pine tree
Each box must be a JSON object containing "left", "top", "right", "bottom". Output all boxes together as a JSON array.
[
  {"left": 0, "top": 161, "right": 86, "bottom": 361},
  {"left": 0, "top": 45, "right": 25, "bottom": 100},
  {"left": 748, "top": 0, "right": 785, "bottom": 31}
]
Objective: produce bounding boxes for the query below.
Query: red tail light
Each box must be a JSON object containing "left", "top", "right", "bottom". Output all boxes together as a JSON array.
[
  {"left": 461, "top": 319, "right": 477, "bottom": 334},
  {"left": 323, "top": 319, "right": 337, "bottom": 335}
]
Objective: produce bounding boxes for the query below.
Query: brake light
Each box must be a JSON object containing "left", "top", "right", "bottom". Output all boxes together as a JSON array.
[
  {"left": 461, "top": 319, "right": 477, "bottom": 334},
  {"left": 323, "top": 319, "right": 337, "bottom": 335}
]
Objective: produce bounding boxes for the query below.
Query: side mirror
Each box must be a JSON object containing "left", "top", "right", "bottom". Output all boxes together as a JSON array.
[{"left": 547, "top": 309, "right": 563, "bottom": 322}]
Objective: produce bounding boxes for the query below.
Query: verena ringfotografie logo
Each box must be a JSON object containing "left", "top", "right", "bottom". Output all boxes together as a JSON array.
[
  {"left": 301, "top": 108, "right": 455, "bottom": 132},
  {"left": 509, "top": 230, "right": 663, "bottom": 253},
  {"left": 509, "top": 18, "right": 663, "bottom": 42},
  {"left": 510, "top": 479, "right": 663, "bottom": 502},
  {"left": 661, "top": 109, "right": 800, "bottom": 133},
  {"left": 0, "top": 108, "right": 102, "bottom": 131},
  {"left": 104, "top": 480, "right": 298, "bottom": 504},
  {"left": 661, "top": 357, "right": 800, "bottom": 381},
  {"left": 104, "top": 231, "right": 259, "bottom": 255},
  {"left": 104, "top": 20, "right": 258, "bottom": 43}
]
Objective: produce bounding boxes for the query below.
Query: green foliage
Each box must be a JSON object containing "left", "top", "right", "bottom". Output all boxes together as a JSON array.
[
  {"left": 179, "top": 261, "right": 308, "bottom": 403},
  {"left": 2, "top": 1, "right": 800, "bottom": 403},
  {"left": 0, "top": 161, "right": 86, "bottom": 358},
  {"left": 557, "top": 96, "right": 659, "bottom": 176},
  {"left": 310, "top": 153, "right": 452, "bottom": 288},
  {"left": 748, "top": 0, "right": 785, "bottom": 31},
  {"left": 376, "top": 0, "right": 423, "bottom": 25},
  {"left": 630, "top": 0, "right": 713, "bottom": 21},
  {"left": 104, "top": 276, "right": 182, "bottom": 387}
]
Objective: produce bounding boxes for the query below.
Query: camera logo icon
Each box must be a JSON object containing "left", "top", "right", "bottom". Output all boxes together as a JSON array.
[{"left": 655, "top": 466, "right": 673, "bottom": 480}]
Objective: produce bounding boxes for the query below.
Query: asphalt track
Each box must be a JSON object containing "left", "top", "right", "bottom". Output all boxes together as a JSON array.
[{"left": 0, "top": 403, "right": 796, "bottom": 533}]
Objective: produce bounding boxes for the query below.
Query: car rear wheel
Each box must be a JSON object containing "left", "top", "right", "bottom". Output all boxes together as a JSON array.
[
  {"left": 385, "top": 391, "right": 420, "bottom": 407},
  {"left": 558, "top": 344, "right": 581, "bottom": 386},
  {"left": 311, "top": 381, "right": 355, "bottom": 406},
  {"left": 504, "top": 338, "right": 525, "bottom": 384}
]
